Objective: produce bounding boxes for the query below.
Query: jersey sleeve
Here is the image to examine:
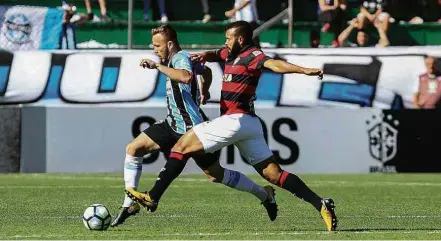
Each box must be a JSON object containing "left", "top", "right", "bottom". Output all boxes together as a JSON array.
[
  {"left": 247, "top": 50, "right": 271, "bottom": 71},
  {"left": 192, "top": 61, "right": 206, "bottom": 75},
  {"left": 172, "top": 52, "right": 193, "bottom": 73},
  {"left": 215, "top": 47, "right": 229, "bottom": 61}
]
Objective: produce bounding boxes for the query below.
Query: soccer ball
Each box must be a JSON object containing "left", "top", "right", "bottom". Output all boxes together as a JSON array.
[{"left": 82, "top": 204, "right": 112, "bottom": 231}]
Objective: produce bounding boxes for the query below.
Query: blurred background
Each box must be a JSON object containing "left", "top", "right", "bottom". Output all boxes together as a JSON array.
[{"left": 1, "top": 0, "right": 441, "bottom": 175}]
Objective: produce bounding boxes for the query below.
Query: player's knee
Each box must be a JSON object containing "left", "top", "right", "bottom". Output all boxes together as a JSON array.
[
  {"left": 262, "top": 166, "right": 282, "bottom": 185},
  {"left": 171, "top": 144, "right": 185, "bottom": 154},
  {"left": 126, "top": 142, "right": 144, "bottom": 157}
]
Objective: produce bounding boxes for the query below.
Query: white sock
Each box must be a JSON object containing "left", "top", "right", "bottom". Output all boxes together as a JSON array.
[
  {"left": 222, "top": 169, "right": 268, "bottom": 202},
  {"left": 123, "top": 154, "right": 143, "bottom": 207}
]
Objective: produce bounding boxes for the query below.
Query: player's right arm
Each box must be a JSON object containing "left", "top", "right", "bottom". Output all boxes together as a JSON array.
[{"left": 191, "top": 47, "right": 228, "bottom": 63}]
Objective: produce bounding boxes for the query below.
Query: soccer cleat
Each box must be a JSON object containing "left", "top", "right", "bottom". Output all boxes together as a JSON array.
[
  {"left": 125, "top": 188, "right": 158, "bottom": 212},
  {"left": 320, "top": 198, "right": 338, "bottom": 232},
  {"left": 110, "top": 202, "right": 140, "bottom": 227},
  {"left": 262, "top": 185, "right": 278, "bottom": 221}
]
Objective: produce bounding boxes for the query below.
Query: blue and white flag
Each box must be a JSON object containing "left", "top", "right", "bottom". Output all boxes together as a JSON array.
[{"left": 0, "top": 6, "right": 64, "bottom": 51}]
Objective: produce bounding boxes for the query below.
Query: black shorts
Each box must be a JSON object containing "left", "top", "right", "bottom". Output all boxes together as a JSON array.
[{"left": 143, "top": 120, "right": 219, "bottom": 169}]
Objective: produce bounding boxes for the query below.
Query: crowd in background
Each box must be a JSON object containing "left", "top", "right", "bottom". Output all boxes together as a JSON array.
[{"left": 54, "top": 0, "right": 441, "bottom": 108}]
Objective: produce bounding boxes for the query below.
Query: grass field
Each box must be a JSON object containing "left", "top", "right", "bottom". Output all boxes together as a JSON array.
[{"left": 1, "top": 173, "right": 441, "bottom": 240}]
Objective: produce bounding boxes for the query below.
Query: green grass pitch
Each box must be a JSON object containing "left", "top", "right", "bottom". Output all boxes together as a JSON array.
[{"left": 0, "top": 173, "right": 440, "bottom": 240}]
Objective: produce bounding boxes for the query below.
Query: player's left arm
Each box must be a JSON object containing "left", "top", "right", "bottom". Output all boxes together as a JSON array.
[
  {"left": 263, "top": 59, "right": 323, "bottom": 78},
  {"left": 140, "top": 54, "right": 193, "bottom": 84},
  {"left": 156, "top": 64, "right": 193, "bottom": 84}
]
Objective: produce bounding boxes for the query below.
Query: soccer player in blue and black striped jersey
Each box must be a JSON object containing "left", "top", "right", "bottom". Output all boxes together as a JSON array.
[{"left": 111, "top": 25, "right": 277, "bottom": 227}]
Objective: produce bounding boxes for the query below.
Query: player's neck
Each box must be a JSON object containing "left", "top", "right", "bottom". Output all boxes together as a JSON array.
[{"left": 168, "top": 46, "right": 182, "bottom": 60}]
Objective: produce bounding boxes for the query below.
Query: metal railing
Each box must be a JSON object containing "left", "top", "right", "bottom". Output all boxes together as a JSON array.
[{"left": 126, "top": 0, "right": 293, "bottom": 49}]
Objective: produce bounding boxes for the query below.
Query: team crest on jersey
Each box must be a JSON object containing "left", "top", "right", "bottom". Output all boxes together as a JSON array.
[
  {"left": 252, "top": 51, "right": 263, "bottom": 56},
  {"left": 222, "top": 74, "right": 232, "bottom": 82}
]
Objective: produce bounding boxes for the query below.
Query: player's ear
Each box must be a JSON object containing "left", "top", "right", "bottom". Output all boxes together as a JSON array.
[
  {"left": 167, "top": 41, "right": 173, "bottom": 49},
  {"left": 238, "top": 36, "right": 245, "bottom": 45}
]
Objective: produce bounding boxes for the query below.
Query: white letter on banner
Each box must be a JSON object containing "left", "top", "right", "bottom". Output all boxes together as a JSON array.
[
  {"left": 60, "top": 53, "right": 159, "bottom": 103},
  {"left": 278, "top": 55, "right": 375, "bottom": 107},
  {"left": 0, "top": 51, "right": 51, "bottom": 103},
  {"left": 203, "top": 62, "right": 224, "bottom": 102},
  {"left": 374, "top": 56, "right": 424, "bottom": 108}
]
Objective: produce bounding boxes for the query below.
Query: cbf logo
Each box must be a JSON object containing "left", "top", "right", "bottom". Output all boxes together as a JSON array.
[
  {"left": 366, "top": 113, "right": 399, "bottom": 172},
  {"left": 3, "top": 13, "right": 32, "bottom": 44}
]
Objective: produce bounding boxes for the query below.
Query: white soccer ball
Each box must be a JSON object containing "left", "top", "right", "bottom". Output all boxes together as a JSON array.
[{"left": 82, "top": 204, "right": 112, "bottom": 231}]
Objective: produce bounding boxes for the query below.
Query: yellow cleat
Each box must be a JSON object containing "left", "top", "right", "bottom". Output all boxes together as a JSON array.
[
  {"left": 125, "top": 188, "right": 158, "bottom": 212},
  {"left": 320, "top": 198, "right": 338, "bottom": 232}
]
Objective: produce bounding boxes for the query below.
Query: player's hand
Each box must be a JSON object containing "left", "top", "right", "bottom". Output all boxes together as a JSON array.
[
  {"left": 200, "top": 91, "right": 211, "bottom": 105},
  {"left": 190, "top": 53, "right": 207, "bottom": 63},
  {"left": 305, "top": 68, "right": 323, "bottom": 80},
  {"left": 225, "top": 10, "right": 234, "bottom": 18},
  {"left": 140, "top": 59, "right": 158, "bottom": 69}
]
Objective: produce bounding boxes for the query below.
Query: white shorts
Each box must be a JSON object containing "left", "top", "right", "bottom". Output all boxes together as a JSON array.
[{"left": 192, "top": 113, "right": 273, "bottom": 166}]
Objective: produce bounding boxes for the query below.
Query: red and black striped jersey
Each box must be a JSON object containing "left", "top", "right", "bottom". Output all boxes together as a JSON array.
[{"left": 215, "top": 45, "right": 271, "bottom": 115}]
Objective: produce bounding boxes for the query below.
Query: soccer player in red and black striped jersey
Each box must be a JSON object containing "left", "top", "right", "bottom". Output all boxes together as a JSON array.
[{"left": 126, "top": 21, "right": 338, "bottom": 231}]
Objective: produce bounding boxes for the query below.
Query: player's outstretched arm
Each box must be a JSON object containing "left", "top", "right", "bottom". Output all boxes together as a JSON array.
[
  {"left": 140, "top": 58, "right": 193, "bottom": 84},
  {"left": 191, "top": 51, "right": 223, "bottom": 63},
  {"left": 263, "top": 59, "right": 323, "bottom": 79}
]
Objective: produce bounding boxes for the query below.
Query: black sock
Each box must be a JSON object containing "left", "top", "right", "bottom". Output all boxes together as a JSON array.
[
  {"left": 278, "top": 170, "right": 323, "bottom": 211},
  {"left": 149, "top": 152, "right": 188, "bottom": 202}
]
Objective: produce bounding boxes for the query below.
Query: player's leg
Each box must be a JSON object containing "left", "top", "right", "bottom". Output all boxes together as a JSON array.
[
  {"left": 194, "top": 151, "right": 278, "bottom": 221},
  {"left": 111, "top": 122, "right": 164, "bottom": 227},
  {"left": 140, "top": 115, "right": 242, "bottom": 208},
  {"left": 234, "top": 114, "right": 337, "bottom": 231},
  {"left": 252, "top": 157, "right": 337, "bottom": 231}
]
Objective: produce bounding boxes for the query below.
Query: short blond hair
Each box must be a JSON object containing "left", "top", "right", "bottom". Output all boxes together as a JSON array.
[{"left": 151, "top": 24, "right": 178, "bottom": 43}]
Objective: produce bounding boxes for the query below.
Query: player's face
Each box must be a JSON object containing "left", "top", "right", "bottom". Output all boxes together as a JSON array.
[
  {"left": 152, "top": 33, "right": 170, "bottom": 62},
  {"left": 225, "top": 28, "right": 237, "bottom": 52},
  {"left": 225, "top": 28, "right": 242, "bottom": 56}
]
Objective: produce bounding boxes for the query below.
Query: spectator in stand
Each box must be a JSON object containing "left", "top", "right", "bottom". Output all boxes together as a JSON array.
[
  {"left": 438, "top": 0, "right": 441, "bottom": 23},
  {"left": 317, "top": 0, "right": 347, "bottom": 47},
  {"left": 225, "top": 0, "right": 260, "bottom": 45},
  {"left": 310, "top": 30, "right": 325, "bottom": 48},
  {"left": 357, "top": 0, "right": 391, "bottom": 33},
  {"left": 84, "top": 0, "right": 109, "bottom": 21},
  {"left": 338, "top": 18, "right": 389, "bottom": 47},
  {"left": 201, "top": 0, "right": 211, "bottom": 23},
  {"left": 144, "top": 0, "right": 168, "bottom": 23},
  {"left": 413, "top": 56, "right": 441, "bottom": 109},
  {"left": 59, "top": 1, "right": 77, "bottom": 49}
]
